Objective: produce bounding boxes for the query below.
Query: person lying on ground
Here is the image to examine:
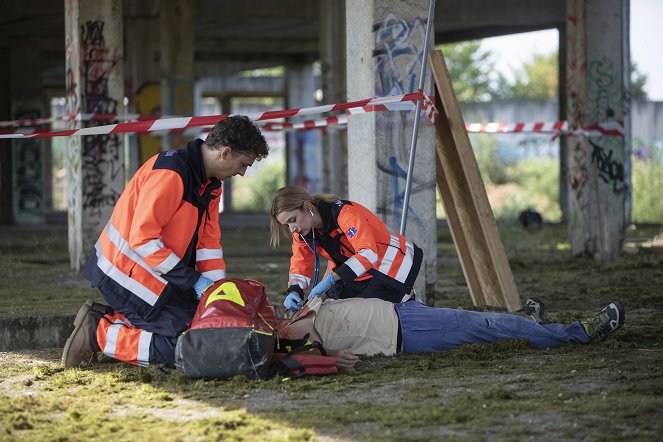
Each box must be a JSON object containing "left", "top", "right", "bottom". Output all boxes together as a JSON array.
[
  {"left": 270, "top": 185, "right": 424, "bottom": 312},
  {"left": 278, "top": 296, "right": 625, "bottom": 369}
]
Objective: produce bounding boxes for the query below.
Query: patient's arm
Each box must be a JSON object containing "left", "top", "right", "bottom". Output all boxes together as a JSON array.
[{"left": 326, "top": 348, "right": 360, "bottom": 369}]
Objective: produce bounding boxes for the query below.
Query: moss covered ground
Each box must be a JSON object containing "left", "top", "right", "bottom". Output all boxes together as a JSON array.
[{"left": 1, "top": 220, "right": 662, "bottom": 441}]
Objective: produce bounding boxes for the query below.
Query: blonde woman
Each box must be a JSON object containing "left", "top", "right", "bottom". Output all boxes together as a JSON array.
[{"left": 270, "top": 185, "right": 422, "bottom": 311}]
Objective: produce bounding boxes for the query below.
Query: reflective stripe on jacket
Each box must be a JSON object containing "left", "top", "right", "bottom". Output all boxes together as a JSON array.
[
  {"left": 287, "top": 200, "right": 422, "bottom": 296},
  {"left": 84, "top": 139, "right": 225, "bottom": 320}
]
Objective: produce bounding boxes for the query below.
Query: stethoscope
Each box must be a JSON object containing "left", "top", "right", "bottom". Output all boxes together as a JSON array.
[{"left": 300, "top": 208, "right": 320, "bottom": 287}]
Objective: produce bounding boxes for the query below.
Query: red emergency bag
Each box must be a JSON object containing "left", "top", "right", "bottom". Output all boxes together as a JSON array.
[
  {"left": 271, "top": 341, "right": 338, "bottom": 378},
  {"left": 175, "top": 278, "right": 277, "bottom": 379}
]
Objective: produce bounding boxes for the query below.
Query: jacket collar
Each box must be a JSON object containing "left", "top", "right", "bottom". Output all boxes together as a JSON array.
[
  {"left": 186, "top": 139, "right": 210, "bottom": 185},
  {"left": 316, "top": 200, "right": 335, "bottom": 234}
]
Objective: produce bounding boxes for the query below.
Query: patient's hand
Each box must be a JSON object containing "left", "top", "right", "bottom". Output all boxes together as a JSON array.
[{"left": 327, "top": 349, "right": 359, "bottom": 369}]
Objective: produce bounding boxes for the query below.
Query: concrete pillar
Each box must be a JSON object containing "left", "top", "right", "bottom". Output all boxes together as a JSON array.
[
  {"left": 558, "top": 25, "right": 568, "bottom": 222},
  {"left": 10, "top": 44, "right": 46, "bottom": 224},
  {"left": 160, "top": 0, "right": 195, "bottom": 150},
  {"left": 286, "top": 63, "right": 324, "bottom": 195},
  {"left": 65, "top": 0, "right": 125, "bottom": 270},
  {"left": 0, "top": 47, "right": 12, "bottom": 225},
  {"left": 346, "top": 0, "right": 437, "bottom": 301},
  {"left": 126, "top": 17, "right": 161, "bottom": 173},
  {"left": 564, "top": 0, "right": 630, "bottom": 260},
  {"left": 319, "top": 0, "right": 348, "bottom": 196}
]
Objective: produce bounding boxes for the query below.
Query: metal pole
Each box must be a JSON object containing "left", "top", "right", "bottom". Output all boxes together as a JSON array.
[{"left": 399, "top": 0, "right": 436, "bottom": 235}]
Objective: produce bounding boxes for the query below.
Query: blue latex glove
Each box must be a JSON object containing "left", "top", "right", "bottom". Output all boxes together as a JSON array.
[
  {"left": 284, "top": 292, "right": 302, "bottom": 311},
  {"left": 193, "top": 275, "right": 214, "bottom": 300},
  {"left": 307, "top": 273, "right": 335, "bottom": 301}
]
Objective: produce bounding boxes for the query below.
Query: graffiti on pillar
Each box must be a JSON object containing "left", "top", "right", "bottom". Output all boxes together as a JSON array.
[
  {"left": 565, "top": 5, "right": 590, "bottom": 208},
  {"left": 587, "top": 58, "right": 626, "bottom": 195},
  {"left": 372, "top": 14, "right": 430, "bottom": 230},
  {"left": 589, "top": 139, "right": 626, "bottom": 193},
  {"left": 372, "top": 14, "right": 427, "bottom": 96},
  {"left": 81, "top": 20, "right": 118, "bottom": 115},
  {"left": 375, "top": 155, "right": 428, "bottom": 233},
  {"left": 79, "top": 20, "right": 123, "bottom": 232},
  {"left": 13, "top": 110, "right": 45, "bottom": 223}
]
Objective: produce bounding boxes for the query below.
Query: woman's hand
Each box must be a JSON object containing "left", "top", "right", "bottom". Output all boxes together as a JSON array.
[
  {"left": 327, "top": 349, "right": 360, "bottom": 369},
  {"left": 306, "top": 273, "right": 336, "bottom": 301}
]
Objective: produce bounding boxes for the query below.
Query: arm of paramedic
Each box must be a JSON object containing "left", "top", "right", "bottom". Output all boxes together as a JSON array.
[
  {"left": 326, "top": 348, "right": 360, "bottom": 369},
  {"left": 196, "top": 191, "right": 226, "bottom": 281},
  {"left": 128, "top": 170, "right": 200, "bottom": 291},
  {"left": 286, "top": 234, "right": 316, "bottom": 297},
  {"left": 332, "top": 206, "right": 379, "bottom": 283}
]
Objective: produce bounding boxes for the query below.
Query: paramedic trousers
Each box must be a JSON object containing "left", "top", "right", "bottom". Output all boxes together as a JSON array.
[
  {"left": 95, "top": 290, "right": 197, "bottom": 368},
  {"left": 394, "top": 299, "right": 590, "bottom": 352}
]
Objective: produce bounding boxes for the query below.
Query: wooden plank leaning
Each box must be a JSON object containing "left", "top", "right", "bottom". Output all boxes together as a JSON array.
[{"left": 429, "top": 49, "right": 521, "bottom": 312}]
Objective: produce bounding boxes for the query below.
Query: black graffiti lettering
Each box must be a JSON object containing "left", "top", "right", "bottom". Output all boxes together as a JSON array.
[
  {"left": 590, "top": 139, "right": 627, "bottom": 193},
  {"left": 80, "top": 21, "right": 105, "bottom": 46}
]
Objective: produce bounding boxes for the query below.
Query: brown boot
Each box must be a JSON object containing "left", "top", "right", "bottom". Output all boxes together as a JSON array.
[{"left": 62, "top": 300, "right": 103, "bottom": 368}]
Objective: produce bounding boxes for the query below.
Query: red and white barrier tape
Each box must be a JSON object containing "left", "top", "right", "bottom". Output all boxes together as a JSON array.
[
  {"left": 0, "top": 89, "right": 622, "bottom": 138},
  {"left": 260, "top": 115, "right": 347, "bottom": 132},
  {"left": 0, "top": 91, "right": 427, "bottom": 139},
  {"left": 0, "top": 92, "right": 439, "bottom": 130},
  {"left": 465, "top": 121, "right": 567, "bottom": 134},
  {"left": 465, "top": 120, "right": 624, "bottom": 137},
  {"left": 0, "top": 113, "right": 174, "bottom": 128}
]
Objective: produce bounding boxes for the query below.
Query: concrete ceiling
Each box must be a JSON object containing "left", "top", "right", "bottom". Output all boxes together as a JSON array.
[{"left": 0, "top": 0, "right": 564, "bottom": 82}]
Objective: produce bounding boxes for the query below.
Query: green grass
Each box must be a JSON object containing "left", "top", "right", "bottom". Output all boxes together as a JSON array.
[{"left": 1, "top": 222, "right": 663, "bottom": 440}]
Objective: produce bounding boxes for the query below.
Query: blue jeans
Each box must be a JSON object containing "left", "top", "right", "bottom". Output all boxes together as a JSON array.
[{"left": 394, "top": 300, "right": 589, "bottom": 352}]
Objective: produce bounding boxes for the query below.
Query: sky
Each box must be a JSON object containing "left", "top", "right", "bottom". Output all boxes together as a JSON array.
[{"left": 480, "top": 0, "right": 663, "bottom": 101}]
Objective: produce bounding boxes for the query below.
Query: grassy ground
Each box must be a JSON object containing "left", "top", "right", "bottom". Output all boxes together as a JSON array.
[{"left": 1, "top": 220, "right": 662, "bottom": 441}]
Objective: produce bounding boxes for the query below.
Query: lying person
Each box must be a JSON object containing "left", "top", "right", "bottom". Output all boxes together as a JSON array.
[{"left": 278, "top": 296, "right": 624, "bottom": 369}]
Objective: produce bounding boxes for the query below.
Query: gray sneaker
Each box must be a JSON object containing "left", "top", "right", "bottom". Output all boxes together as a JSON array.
[
  {"left": 581, "top": 300, "right": 625, "bottom": 342},
  {"left": 525, "top": 297, "right": 551, "bottom": 325}
]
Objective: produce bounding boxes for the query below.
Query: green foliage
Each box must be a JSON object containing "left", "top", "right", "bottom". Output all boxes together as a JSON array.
[
  {"left": 439, "top": 41, "right": 647, "bottom": 102},
  {"left": 631, "top": 61, "right": 648, "bottom": 100},
  {"left": 438, "top": 41, "right": 503, "bottom": 102},
  {"left": 232, "top": 157, "right": 285, "bottom": 212},
  {"left": 632, "top": 148, "right": 663, "bottom": 223},
  {"left": 466, "top": 134, "right": 562, "bottom": 222},
  {"left": 508, "top": 51, "right": 559, "bottom": 99},
  {"left": 469, "top": 133, "right": 509, "bottom": 184},
  {"left": 505, "top": 155, "right": 561, "bottom": 221},
  {"left": 511, "top": 157, "right": 559, "bottom": 202}
]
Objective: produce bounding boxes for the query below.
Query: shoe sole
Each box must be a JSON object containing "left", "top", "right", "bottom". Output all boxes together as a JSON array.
[
  {"left": 525, "top": 297, "right": 545, "bottom": 324},
  {"left": 610, "top": 299, "right": 625, "bottom": 328},
  {"left": 61, "top": 300, "right": 94, "bottom": 368}
]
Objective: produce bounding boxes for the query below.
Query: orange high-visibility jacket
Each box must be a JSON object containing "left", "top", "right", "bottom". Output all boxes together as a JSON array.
[
  {"left": 84, "top": 139, "right": 225, "bottom": 321},
  {"left": 286, "top": 200, "right": 422, "bottom": 297}
]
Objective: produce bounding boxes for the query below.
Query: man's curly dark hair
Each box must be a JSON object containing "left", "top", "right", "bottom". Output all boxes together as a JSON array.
[{"left": 205, "top": 115, "right": 269, "bottom": 160}]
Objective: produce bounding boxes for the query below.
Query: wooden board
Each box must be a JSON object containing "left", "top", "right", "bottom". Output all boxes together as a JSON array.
[{"left": 429, "top": 49, "right": 520, "bottom": 312}]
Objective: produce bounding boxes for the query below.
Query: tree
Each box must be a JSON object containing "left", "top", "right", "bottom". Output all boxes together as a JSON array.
[
  {"left": 631, "top": 61, "right": 648, "bottom": 100},
  {"left": 508, "top": 51, "right": 558, "bottom": 99},
  {"left": 438, "top": 41, "right": 503, "bottom": 102}
]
